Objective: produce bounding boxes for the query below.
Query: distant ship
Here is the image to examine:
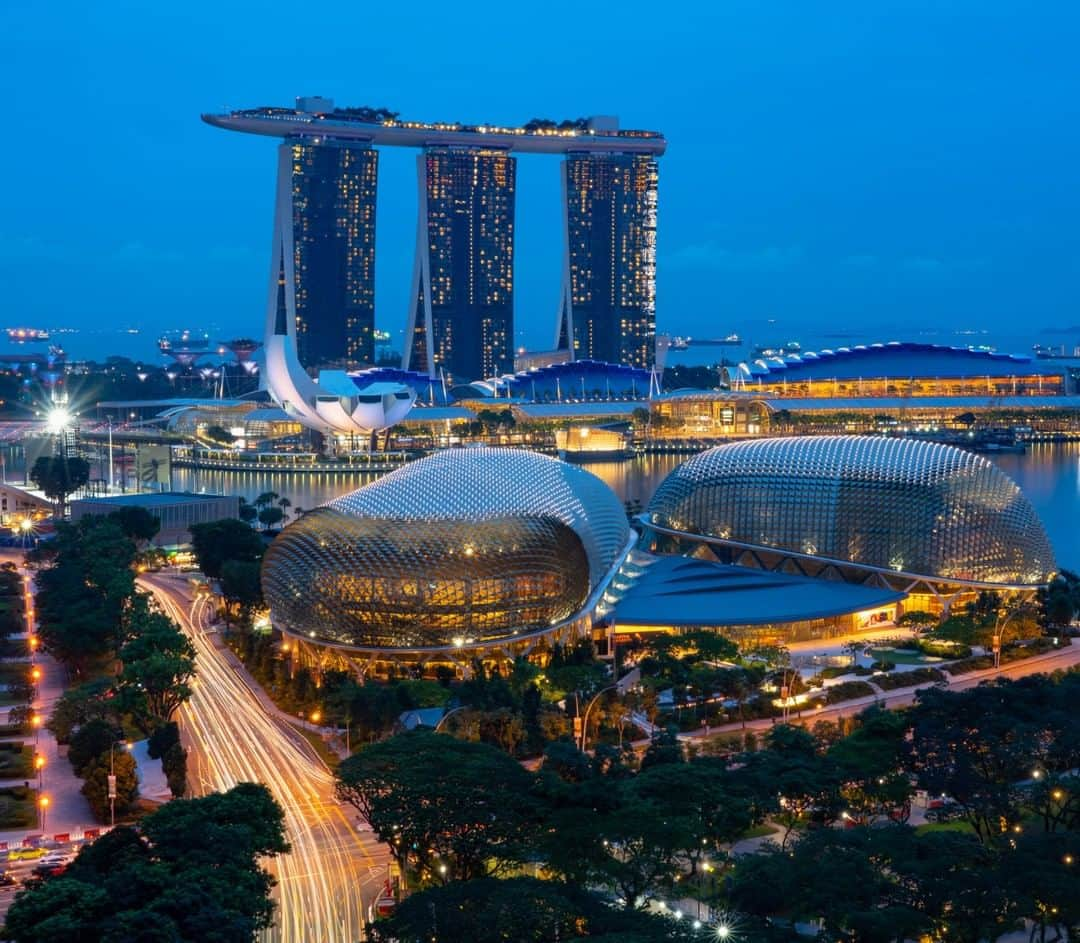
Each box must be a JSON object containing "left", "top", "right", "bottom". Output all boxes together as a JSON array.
[
  {"left": 752, "top": 340, "right": 801, "bottom": 359},
  {"left": 6, "top": 327, "right": 50, "bottom": 343},
  {"left": 669, "top": 334, "right": 741, "bottom": 350},
  {"left": 1033, "top": 343, "right": 1080, "bottom": 360}
]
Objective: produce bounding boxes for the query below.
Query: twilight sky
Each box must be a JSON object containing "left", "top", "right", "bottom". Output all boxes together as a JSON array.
[{"left": 3, "top": 1, "right": 1078, "bottom": 360}]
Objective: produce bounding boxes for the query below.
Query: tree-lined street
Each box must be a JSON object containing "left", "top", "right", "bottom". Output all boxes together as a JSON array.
[{"left": 145, "top": 575, "right": 390, "bottom": 943}]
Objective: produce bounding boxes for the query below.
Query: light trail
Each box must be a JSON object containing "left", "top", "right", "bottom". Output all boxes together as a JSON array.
[{"left": 144, "top": 576, "right": 389, "bottom": 943}]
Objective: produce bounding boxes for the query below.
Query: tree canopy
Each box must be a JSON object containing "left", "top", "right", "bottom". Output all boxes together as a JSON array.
[
  {"left": 5, "top": 784, "right": 289, "bottom": 943},
  {"left": 29, "top": 454, "right": 90, "bottom": 516},
  {"left": 189, "top": 518, "right": 264, "bottom": 579}
]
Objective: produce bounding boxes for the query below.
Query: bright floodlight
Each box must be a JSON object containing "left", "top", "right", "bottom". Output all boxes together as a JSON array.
[
  {"left": 19, "top": 519, "right": 33, "bottom": 533},
  {"left": 45, "top": 406, "right": 73, "bottom": 435}
]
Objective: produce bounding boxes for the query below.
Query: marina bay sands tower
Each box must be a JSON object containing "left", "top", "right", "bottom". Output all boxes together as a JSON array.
[{"left": 203, "top": 99, "right": 666, "bottom": 383}]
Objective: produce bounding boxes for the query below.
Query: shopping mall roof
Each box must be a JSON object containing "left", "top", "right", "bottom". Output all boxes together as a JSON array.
[
  {"left": 733, "top": 342, "right": 1064, "bottom": 381},
  {"left": 611, "top": 555, "right": 904, "bottom": 628}
]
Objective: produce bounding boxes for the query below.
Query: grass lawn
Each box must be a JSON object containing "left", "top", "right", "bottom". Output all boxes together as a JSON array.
[
  {"left": 868, "top": 648, "right": 940, "bottom": 665},
  {"left": 0, "top": 661, "right": 32, "bottom": 686},
  {"left": 0, "top": 745, "right": 33, "bottom": 779},
  {"left": 915, "top": 820, "right": 975, "bottom": 835},
  {"left": 0, "top": 787, "right": 36, "bottom": 829}
]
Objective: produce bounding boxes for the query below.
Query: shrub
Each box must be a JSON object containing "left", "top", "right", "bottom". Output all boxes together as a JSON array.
[
  {"left": 870, "top": 660, "right": 896, "bottom": 672},
  {"left": 918, "top": 639, "right": 972, "bottom": 659},
  {"left": 68, "top": 720, "right": 120, "bottom": 776},
  {"left": 874, "top": 667, "right": 947, "bottom": 691},
  {"left": 823, "top": 681, "right": 877, "bottom": 704}
]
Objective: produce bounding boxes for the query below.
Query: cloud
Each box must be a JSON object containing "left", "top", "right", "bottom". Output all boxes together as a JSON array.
[{"left": 664, "top": 242, "right": 804, "bottom": 273}]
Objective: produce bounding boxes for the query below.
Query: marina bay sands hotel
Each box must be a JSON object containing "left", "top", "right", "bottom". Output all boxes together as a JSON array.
[{"left": 203, "top": 98, "right": 665, "bottom": 384}]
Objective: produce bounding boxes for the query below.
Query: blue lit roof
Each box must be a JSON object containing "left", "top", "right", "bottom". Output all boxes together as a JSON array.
[
  {"left": 499, "top": 359, "right": 653, "bottom": 400},
  {"left": 734, "top": 342, "right": 1060, "bottom": 381},
  {"left": 612, "top": 555, "right": 904, "bottom": 628},
  {"left": 350, "top": 367, "right": 451, "bottom": 405}
]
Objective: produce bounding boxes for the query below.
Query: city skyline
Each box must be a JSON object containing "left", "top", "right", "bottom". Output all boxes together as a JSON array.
[{"left": 5, "top": 4, "right": 1078, "bottom": 360}]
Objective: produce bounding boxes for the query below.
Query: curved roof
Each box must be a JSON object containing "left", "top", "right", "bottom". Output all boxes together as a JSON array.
[
  {"left": 331, "top": 447, "right": 629, "bottom": 588},
  {"left": 733, "top": 341, "right": 1054, "bottom": 382},
  {"left": 471, "top": 359, "right": 653, "bottom": 401},
  {"left": 613, "top": 555, "right": 905, "bottom": 628},
  {"left": 647, "top": 435, "right": 1055, "bottom": 586}
]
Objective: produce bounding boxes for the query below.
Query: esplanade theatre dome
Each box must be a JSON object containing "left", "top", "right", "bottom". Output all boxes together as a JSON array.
[
  {"left": 262, "top": 448, "right": 630, "bottom": 649},
  {"left": 646, "top": 436, "right": 1055, "bottom": 587}
]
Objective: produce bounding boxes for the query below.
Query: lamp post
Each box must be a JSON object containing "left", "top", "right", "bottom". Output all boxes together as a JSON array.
[
  {"left": 37, "top": 795, "right": 49, "bottom": 833},
  {"left": 579, "top": 684, "right": 619, "bottom": 753},
  {"left": 34, "top": 753, "right": 43, "bottom": 790},
  {"left": 30, "top": 713, "right": 42, "bottom": 746},
  {"left": 109, "top": 740, "right": 129, "bottom": 827},
  {"left": 993, "top": 606, "right": 1036, "bottom": 670},
  {"left": 434, "top": 705, "right": 469, "bottom": 733}
]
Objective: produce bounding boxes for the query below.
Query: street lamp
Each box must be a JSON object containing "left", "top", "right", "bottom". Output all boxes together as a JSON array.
[
  {"left": 109, "top": 741, "right": 130, "bottom": 827},
  {"left": 30, "top": 713, "right": 42, "bottom": 745},
  {"left": 44, "top": 406, "right": 73, "bottom": 437},
  {"left": 579, "top": 684, "right": 619, "bottom": 753},
  {"left": 992, "top": 606, "right": 1036, "bottom": 669},
  {"left": 34, "top": 753, "right": 44, "bottom": 789},
  {"left": 37, "top": 795, "right": 49, "bottom": 832}
]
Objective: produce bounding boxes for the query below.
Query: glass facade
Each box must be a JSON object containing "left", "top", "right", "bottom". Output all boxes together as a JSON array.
[
  {"left": 262, "top": 511, "right": 589, "bottom": 648},
  {"left": 261, "top": 448, "right": 630, "bottom": 650},
  {"left": 559, "top": 154, "right": 658, "bottom": 369},
  {"left": 409, "top": 148, "right": 516, "bottom": 385},
  {"left": 290, "top": 137, "right": 378, "bottom": 368},
  {"left": 646, "top": 436, "right": 1056, "bottom": 586}
]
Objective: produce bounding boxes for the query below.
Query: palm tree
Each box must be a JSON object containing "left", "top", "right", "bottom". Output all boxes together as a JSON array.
[
  {"left": 277, "top": 496, "right": 292, "bottom": 525},
  {"left": 237, "top": 496, "right": 258, "bottom": 526},
  {"left": 254, "top": 491, "right": 279, "bottom": 511}
]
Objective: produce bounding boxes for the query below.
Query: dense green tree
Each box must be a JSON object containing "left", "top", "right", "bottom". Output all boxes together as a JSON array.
[
  {"left": 117, "top": 602, "right": 196, "bottom": 730},
  {"left": 218, "top": 559, "right": 264, "bottom": 629},
  {"left": 106, "top": 506, "right": 161, "bottom": 544},
  {"left": 3, "top": 878, "right": 109, "bottom": 941},
  {"left": 6, "top": 784, "right": 289, "bottom": 943},
  {"left": 640, "top": 726, "right": 683, "bottom": 770},
  {"left": 47, "top": 678, "right": 114, "bottom": 744},
  {"left": 257, "top": 506, "right": 283, "bottom": 530},
  {"left": 828, "top": 706, "right": 912, "bottom": 824},
  {"left": 81, "top": 748, "right": 138, "bottom": 822},
  {"left": 736, "top": 724, "right": 843, "bottom": 848},
  {"left": 31, "top": 518, "right": 137, "bottom": 674},
  {"left": 335, "top": 730, "right": 538, "bottom": 882},
  {"left": 189, "top": 518, "right": 264, "bottom": 579},
  {"left": 237, "top": 497, "right": 258, "bottom": 526},
  {"left": 67, "top": 718, "right": 120, "bottom": 776},
  {"left": 29, "top": 454, "right": 90, "bottom": 517},
  {"left": 162, "top": 741, "right": 188, "bottom": 798},
  {"left": 366, "top": 877, "right": 699, "bottom": 943}
]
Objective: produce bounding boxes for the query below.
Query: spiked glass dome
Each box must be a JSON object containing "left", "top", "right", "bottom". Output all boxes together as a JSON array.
[
  {"left": 262, "top": 448, "right": 629, "bottom": 649},
  {"left": 646, "top": 436, "right": 1055, "bottom": 586}
]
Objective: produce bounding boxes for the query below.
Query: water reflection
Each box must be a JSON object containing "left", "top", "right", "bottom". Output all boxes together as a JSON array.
[{"left": 171, "top": 444, "right": 1080, "bottom": 568}]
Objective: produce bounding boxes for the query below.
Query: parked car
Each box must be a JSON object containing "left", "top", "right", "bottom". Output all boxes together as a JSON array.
[{"left": 7, "top": 848, "right": 45, "bottom": 862}]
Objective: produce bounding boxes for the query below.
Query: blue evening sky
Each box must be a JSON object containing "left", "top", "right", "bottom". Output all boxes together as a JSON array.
[{"left": 3, "top": 1, "right": 1078, "bottom": 360}]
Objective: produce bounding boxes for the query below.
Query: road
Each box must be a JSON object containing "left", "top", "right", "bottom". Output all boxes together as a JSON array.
[
  {"left": 683, "top": 639, "right": 1080, "bottom": 742},
  {"left": 144, "top": 575, "right": 389, "bottom": 943}
]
